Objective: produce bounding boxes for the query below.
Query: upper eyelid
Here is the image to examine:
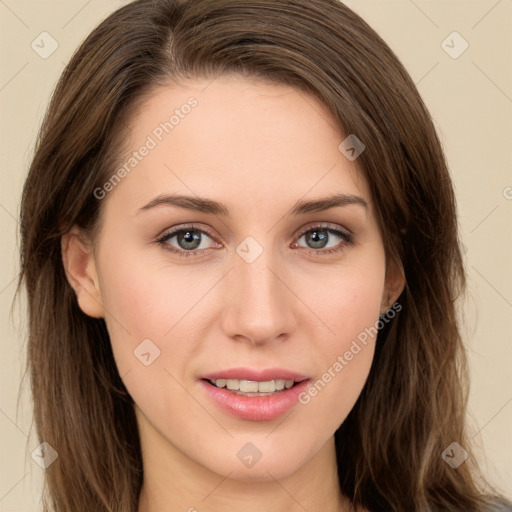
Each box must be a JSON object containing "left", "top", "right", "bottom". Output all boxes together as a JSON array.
[
  {"left": 292, "top": 222, "right": 351, "bottom": 239},
  {"left": 158, "top": 224, "right": 215, "bottom": 241}
]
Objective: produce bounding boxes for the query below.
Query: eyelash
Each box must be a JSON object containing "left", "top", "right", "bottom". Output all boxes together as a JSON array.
[{"left": 156, "top": 224, "right": 354, "bottom": 259}]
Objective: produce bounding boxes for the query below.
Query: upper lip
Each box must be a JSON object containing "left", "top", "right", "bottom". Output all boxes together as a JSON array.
[{"left": 202, "top": 367, "right": 309, "bottom": 382}]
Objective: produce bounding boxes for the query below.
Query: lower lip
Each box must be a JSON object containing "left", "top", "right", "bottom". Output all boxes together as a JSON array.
[{"left": 200, "top": 379, "right": 310, "bottom": 421}]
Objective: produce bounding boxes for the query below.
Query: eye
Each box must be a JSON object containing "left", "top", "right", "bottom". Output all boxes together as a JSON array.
[
  {"left": 156, "top": 223, "right": 353, "bottom": 259},
  {"left": 293, "top": 225, "right": 353, "bottom": 256},
  {"left": 157, "top": 225, "right": 218, "bottom": 258}
]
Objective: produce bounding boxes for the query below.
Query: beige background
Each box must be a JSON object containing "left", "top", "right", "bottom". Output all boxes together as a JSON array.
[{"left": 0, "top": 0, "right": 511, "bottom": 509}]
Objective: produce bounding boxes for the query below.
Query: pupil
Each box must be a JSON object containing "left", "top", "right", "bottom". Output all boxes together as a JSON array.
[
  {"left": 178, "top": 230, "right": 201, "bottom": 250},
  {"left": 307, "top": 229, "right": 328, "bottom": 249}
]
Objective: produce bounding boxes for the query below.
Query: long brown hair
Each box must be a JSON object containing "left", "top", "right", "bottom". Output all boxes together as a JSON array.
[{"left": 16, "top": 0, "right": 511, "bottom": 510}]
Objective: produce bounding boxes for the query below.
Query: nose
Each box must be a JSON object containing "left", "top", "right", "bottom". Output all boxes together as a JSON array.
[{"left": 219, "top": 250, "right": 297, "bottom": 346}]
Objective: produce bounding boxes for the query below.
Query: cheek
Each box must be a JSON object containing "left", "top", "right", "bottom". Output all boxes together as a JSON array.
[
  {"left": 292, "top": 257, "right": 385, "bottom": 427},
  {"left": 294, "top": 342, "right": 375, "bottom": 452},
  {"left": 96, "top": 243, "right": 215, "bottom": 376},
  {"left": 97, "top": 256, "right": 212, "bottom": 432},
  {"left": 294, "top": 312, "right": 380, "bottom": 443},
  {"left": 303, "top": 254, "right": 386, "bottom": 350}
]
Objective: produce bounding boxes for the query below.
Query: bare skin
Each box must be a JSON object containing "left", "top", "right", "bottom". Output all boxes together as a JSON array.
[{"left": 62, "top": 75, "right": 403, "bottom": 512}]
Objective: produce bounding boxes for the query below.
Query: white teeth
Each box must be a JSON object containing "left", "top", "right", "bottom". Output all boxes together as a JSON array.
[
  {"left": 226, "top": 379, "right": 239, "bottom": 390},
  {"left": 257, "top": 380, "right": 275, "bottom": 393},
  {"left": 210, "top": 378, "right": 296, "bottom": 393},
  {"left": 240, "top": 380, "right": 260, "bottom": 392},
  {"left": 215, "top": 378, "right": 226, "bottom": 388}
]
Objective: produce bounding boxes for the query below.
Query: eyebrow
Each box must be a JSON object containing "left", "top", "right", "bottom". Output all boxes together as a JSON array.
[{"left": 136, "top": 193, "right": 368, "bottom": 216}]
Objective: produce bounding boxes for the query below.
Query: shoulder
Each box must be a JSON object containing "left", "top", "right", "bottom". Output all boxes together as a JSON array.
[{"left": 484, "top": 500, "right": 512, "bottom": 512}]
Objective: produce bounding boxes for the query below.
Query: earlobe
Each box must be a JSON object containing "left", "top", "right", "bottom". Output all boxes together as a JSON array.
[
  {"left": 61, "top": 228, "right": 104, "bottom": 319},
  {"left": 381, "top": 258, "right": 405, "bottom": 314}
]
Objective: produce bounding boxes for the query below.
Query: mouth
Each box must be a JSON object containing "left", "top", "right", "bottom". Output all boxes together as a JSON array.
[
  {"left": 204, "top": 378, "right": 305, "bottom": 397},
  {"left": 199, "top": 375, "right": 311, "bottom": 421}
]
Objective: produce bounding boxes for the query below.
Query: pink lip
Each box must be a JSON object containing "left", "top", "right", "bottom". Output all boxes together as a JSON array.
[
  {"left": 201, "top": 367, "right": 309, "bottom": 382},
  {"left": 199, "top": 378, "right": 311, "bottom": 421}
]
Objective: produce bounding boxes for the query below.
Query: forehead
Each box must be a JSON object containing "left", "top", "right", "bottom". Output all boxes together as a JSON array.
[{"left": 104, "top": 75, "right": 371, "bottom": 219}]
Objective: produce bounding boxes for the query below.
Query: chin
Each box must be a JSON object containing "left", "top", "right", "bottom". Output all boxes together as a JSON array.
[
  {"left": 197, "top": 438, "right": 313, "bottom": 482},
  {"left": 212, "top": 457, "right": 305, "bottom": 482}
]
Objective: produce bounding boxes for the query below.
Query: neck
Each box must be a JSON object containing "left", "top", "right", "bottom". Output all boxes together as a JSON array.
[{"left": 136, "top": 421, "right": 349, "bottom": 512}]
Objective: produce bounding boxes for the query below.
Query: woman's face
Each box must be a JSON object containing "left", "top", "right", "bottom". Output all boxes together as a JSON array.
[{"left": 69, "top": 75, "right": 402, "bottom": 481}]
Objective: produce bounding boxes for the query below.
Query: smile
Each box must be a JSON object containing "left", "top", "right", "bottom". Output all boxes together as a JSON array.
[
  {"left": 200, "top": 378, "right": 311, "bottom": 421},
  {"left": 208, "top": 378, "right": 300, "bottom": 395}
]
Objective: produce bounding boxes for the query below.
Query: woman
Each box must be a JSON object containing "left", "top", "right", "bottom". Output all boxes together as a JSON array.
[{"left": 17, "top": 0, "right": 512, "bottom": 510}]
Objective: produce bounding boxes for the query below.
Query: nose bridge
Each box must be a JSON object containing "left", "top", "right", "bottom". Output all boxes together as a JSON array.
[{"left": 221, "top": 243, "right": 295, "bottom": 344}]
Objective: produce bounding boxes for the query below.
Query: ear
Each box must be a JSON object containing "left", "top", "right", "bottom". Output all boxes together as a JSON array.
[
  {"left": 381, "top": 257, "right": 405, "bottom": 314},
  {"left": 61, "top": 227, "right": 104, "bottom": 318}
]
